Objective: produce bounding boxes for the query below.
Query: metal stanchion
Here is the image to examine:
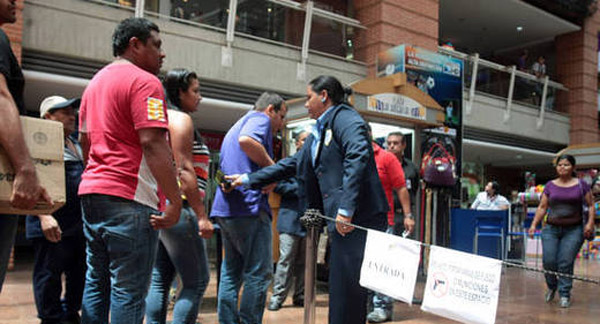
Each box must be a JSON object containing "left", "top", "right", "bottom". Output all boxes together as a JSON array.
[{"left": 300, "top": 209, "right": 324, "bottom": 324}]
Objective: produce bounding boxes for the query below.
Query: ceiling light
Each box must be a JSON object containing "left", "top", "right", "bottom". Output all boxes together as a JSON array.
[{"left": 516, "top": 26, "right": 523, "bottom": 32}]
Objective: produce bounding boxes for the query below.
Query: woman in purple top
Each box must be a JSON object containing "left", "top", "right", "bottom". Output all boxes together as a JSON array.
[{"left": 528, "top": 154, "right": 595, "bottom": 308}]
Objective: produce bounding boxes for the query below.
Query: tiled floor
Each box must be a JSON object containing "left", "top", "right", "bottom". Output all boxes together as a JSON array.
[{"left": 1, "top": 249, "right": 599, "bottom": 324}]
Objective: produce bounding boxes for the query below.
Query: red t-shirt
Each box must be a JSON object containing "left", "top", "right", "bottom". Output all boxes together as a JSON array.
[
  {"left": 373, "top": 143, "right": 406, "bottom": 225},
  {"left": 78, "top": 62, "right": 169, "bottom": 210}
]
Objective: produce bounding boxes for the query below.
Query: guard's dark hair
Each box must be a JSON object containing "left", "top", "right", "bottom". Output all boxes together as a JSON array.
[
  {"left": 254, "top": 92, "right": 284, "bottom": 112},
  {"left": 308, "top": 75, "right": 353, "bottom": 105},
  {"left": 556, "top": 154, "right": 577, "bottom": 177},
  {"left": 163, "top": 68, "right": 198, "bottom": 110},
  {"left": 387, "top": 132, "right": 407, "bottom": 144},
  {"left": 112, "top": 18, "right": 160, "bottom": 57}
]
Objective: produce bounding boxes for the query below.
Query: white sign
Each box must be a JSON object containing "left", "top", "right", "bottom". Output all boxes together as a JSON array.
[
  {"left": 422, "top": 246, "right": 502, "bottom": 324},
  {"left": 359, "top": 229, "right": 421, "bottom": 304},
  {"left": 367, "top": 93, "right": 426, "bottom": 121}
]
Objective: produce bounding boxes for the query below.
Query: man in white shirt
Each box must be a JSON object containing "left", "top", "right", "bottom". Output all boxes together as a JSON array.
[{"left": 471, "top": 181, "right": 510, "bottom": 211}]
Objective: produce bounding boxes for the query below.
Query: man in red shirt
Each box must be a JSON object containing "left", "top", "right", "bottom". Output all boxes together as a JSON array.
[
  {"left": 78, "top": 18, "right": 182, "bottom": 324},
  {"left": 367, "top": 128, "right": 414, "bottom": 323}
]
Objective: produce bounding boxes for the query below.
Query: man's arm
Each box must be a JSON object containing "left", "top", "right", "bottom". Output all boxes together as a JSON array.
[
  {"left": 0, "top": 73, "right": 51, "bottom": 209},
  {"left": 395, "top": 187, "right": 414, "bottom": 233},
  {"left": 168, "top": 111, "right": 213, "bottom": 238},
  {"left": 79, "top": 132, "right": 89, "bottom": 166},
  {"left": 138, "top": 127, "right": 182, "bottom": 229},
  {"left": 239, "top": 135, "right": 274, "bottom": 167}
]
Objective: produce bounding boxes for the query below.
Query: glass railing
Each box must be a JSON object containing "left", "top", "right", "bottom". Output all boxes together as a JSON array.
[
  {"left": 310, "top": 15, "right": 355, "bottom": 60},
  {"left": 84, "top": 0, "right": 360, "bottom": 60},
  {"left": 441, "top": 47, "right": 567, "bottom": 113},
  {"left": 235, "top": 0, "right": 304, "bottom": 48}
]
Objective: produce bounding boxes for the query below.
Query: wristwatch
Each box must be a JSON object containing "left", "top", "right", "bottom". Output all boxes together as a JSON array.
[{"left": 404, "top": 213, "right": 414, "bottom": 220}]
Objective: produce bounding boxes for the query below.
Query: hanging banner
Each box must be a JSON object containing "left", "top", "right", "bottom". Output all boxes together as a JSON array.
[
  {"left": 359, "top": 229, "right": 421, "bottom": 304},
  {"left": 367, "top": 93, "right": 427, "bottom": 121},
  {"left": 421, "top": 246, "right": 502, "bottom": 324}
]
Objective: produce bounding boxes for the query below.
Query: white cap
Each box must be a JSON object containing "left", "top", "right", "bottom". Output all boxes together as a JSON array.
[{"left": 39, "top": 96, "right": 80, "bottom": 118}]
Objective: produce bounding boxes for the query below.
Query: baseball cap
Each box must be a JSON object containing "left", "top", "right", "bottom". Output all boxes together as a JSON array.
[{"left": 39, "top": 96, "right": 81, "bottom": 118}]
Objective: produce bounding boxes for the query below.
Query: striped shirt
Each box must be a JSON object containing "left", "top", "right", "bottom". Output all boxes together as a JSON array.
[{"left": 193, "top": 132, "right": 210, "bottom": 193}]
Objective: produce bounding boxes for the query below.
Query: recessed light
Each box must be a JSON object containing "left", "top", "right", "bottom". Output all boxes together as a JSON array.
[{"left": 516, "top": 26, "right": 523, "bottom": 32}]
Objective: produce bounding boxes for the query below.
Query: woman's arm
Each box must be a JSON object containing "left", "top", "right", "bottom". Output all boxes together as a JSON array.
[
  {"left": 528, "top": 193, "right": 549, "bottom": 238},
  {"left": 584, "top": 191, "right": 596, "bottom": 238}
]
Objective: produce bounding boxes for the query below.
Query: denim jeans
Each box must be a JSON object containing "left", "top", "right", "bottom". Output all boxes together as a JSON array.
[
  {"left": 32, "top": 235, "right": 86, "bottom": 323},
  {"left": 270, "top": 233, "right": 305, "bottom": 305},
  {"left": 0, "top": 214, "right": 18, "bottom": 292},
  {"left": 369, "top": 226, "right": 395, "bottom": 313},
  {"left": 541, "top": 224, "right": 584, "bottom": 298},
  {"left": 146, "top": 205, "right": 210, "bottom": 324},
  {"left": 216, "top": 212, "right": 272, "bottom": 324},
  {"left": 80, "top": 194, "right": 159, "bottom": 324}
]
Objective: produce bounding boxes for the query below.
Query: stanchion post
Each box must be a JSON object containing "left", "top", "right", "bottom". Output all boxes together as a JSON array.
[{"left": 300, "top": 209, "right": 323, "bottom": 324}]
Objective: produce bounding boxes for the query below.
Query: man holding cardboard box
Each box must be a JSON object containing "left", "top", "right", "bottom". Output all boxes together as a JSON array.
[
  {"left": 0, "top": 0, "right": 52, "bottom": 292},
  {"left": 77, "top": 18, "right": 182, "bottom": 324},
  {"left": 26, "top": 96, "right": 85, "bottom": 324}
]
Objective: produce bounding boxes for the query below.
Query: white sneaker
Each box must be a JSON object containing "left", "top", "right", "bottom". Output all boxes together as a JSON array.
[{"left": 367, "top": 308, "right": 391, "bottom": 323}]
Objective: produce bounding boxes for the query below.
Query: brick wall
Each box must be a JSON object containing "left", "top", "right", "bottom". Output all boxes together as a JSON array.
[
  {"left": 0, "top": 0, "right": 23, "bottom": 63},
  {"left": 556, "top": 8, "right": 600, "bottom": 144},
  {"left": 354, "top": 0, "right": 439, "bottom": 76}
]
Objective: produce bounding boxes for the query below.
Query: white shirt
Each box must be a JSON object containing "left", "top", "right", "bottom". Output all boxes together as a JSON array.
[{"left": 471, "top": 192, "right": 510, "bottom": 210}]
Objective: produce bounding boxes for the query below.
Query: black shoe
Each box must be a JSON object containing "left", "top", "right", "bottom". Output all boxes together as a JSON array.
[
  {"left": 293, "top": 299, "right": 304, "bottom": 307},
  {"left": 267, "top": 301, "right": 281, "bottom": 311}
]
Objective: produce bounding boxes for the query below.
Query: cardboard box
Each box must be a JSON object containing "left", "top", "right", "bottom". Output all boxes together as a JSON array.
[{"left": 0, "top": 116, "right": 65, "bottom": 215}]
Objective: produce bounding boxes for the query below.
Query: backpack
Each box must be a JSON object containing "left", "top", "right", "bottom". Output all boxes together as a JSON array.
[{"left": 421, "top": 141, "right": 457, "bottom": 187}]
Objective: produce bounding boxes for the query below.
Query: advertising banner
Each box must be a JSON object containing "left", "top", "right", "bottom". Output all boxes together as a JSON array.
[
  {"left": 421, "top": 246, "right": 502, "bottom": 324},
  {"left": 359, "top": 229, "right": 421, "bottom": 304},
  {"left": 367, "top": 93, "right": 427, "bottom": 121},
  {"left": 377, "top": 44, "right": 463, "bottom": 129}
]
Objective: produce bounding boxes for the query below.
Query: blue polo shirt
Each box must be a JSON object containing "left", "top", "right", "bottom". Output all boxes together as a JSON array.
[{"left": 210, "top": 111, "right": 273, "bottom": 218}]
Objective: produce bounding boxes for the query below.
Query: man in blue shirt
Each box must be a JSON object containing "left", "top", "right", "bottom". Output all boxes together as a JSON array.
[{"left": 210, "top": 92, "right": 286, "bottom": 324}]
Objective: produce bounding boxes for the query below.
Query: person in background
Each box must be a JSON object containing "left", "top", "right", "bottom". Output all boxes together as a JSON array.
[
  {"left": 210, "top": 92, "right": 287, "bottom": 324},
  {"left": 528, "top": 154, "right": 595, "bottom": 308},
  {"left": 367, "top": 126, "right": 413, "bottom": 323},
  {"left": 385, "top": 132, "right": 419, "bottom": 236},
  {"left": 0, "top": 0, "right": 52, "bottom": 293},
  {"left": 267, "top": 131, "right": 310, "bottom": 312},
  {"left": 471, "top": 181, "right": 510, "bottom": 211},
  {"left": 517, "top": 49, "right": 529, "bottom": 72},
  {"left": 26, "top": 96, "right": 85, "bottom": 324},
  {"left": 228, "top": 75, "right": 388, "bottom": 324},
  {"left": 531, "top": 55, "right": 546, "bottom": 79},
  {"left": 145, "top": 68, "right": 213, "bottom": 324},
  {"left": 78, "top": 18, "right": 182, "bottom": 324}
]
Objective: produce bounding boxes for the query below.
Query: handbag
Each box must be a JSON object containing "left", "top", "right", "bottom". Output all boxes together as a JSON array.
[{"left": 420, "top": 142, "right": 457, "bottom": 187}]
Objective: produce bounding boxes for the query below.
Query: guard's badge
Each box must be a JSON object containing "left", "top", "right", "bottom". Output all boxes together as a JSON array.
[
  {"left": 324, "top": 129, "right": 333, "bottom": 146},
  {"left": 147, "top": 97, "right": 166, "bottom": 122}
]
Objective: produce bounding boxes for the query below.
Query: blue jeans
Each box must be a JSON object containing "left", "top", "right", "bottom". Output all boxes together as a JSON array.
[
  {"left": 216, "top": 212, "right": 272, "bottom": 324},
  {"left": 369, "top": 226, "right": 395, "bottom": 313},
  {"left": 146, "top": 205, "right": 210, "bottom": 324},
  {"left": 541, "top": 224, "right": 584, "bottom": 298},
  {"left": 80, "top": 194, "right": 159, "bottom": 324},
  {"left": 32, "top": 235, "right": 86, "bottom": 323},
  {"left": 0, "top": 214, "right": 18, "bottom": 292}
]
